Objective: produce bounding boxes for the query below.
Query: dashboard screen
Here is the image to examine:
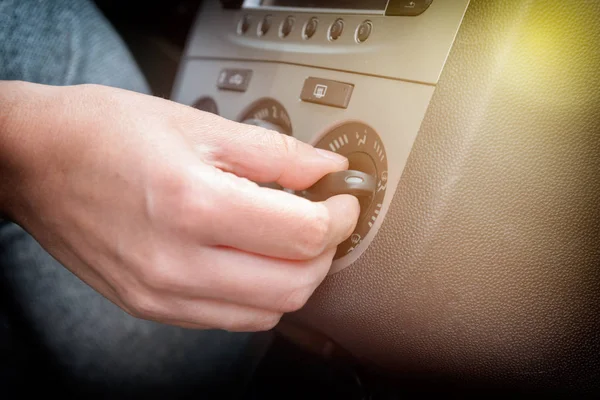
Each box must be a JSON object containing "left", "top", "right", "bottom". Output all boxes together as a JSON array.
[{"left": 260, "top": 0, "right": 388, "bottom": 10}]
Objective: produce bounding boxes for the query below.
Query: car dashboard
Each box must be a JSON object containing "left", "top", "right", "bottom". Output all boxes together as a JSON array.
[{"left": 54, "top": 0, "right": 600, "bottom": 396}]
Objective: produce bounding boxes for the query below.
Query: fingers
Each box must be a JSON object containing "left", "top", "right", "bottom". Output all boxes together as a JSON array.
[
  {"left": 190, "top": 167, "right": 360, "bottom": 260},
  {"left": 118, "top": 247, "right": 337, "bottom": 330},
  {"left": 180, "top": 113, "right": 349, "bottom": 190},
  {"left": 121, "top": 289, "right": 283, "bottom": 332},
  {"left": 138, "top": 246, "right": 337, "bottom": 313}
]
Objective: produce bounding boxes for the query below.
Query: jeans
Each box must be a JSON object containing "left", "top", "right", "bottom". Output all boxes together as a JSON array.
[{"left": 0, "top": 0, "right": 266, "bottom": 397}]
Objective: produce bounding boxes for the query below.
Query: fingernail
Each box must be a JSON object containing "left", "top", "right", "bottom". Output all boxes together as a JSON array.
[{"left": 315, "top": 148, "right": 348, "bottom": 164}]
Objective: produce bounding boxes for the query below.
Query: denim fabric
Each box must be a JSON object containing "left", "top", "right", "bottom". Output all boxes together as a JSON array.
[
  {"left": 0, "top": 0, "right": 261, "bottom": 397},
  {"left": 0, "top": 0, "right": 148, "bottom": 90}
]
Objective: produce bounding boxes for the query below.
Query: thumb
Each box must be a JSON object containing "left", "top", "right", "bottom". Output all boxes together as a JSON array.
[{"left": 208, "top": 122, "right": 349, "bottom": 190}]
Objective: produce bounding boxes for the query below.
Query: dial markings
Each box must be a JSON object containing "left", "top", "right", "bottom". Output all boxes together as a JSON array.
[
  {"left": 356, "top": 132, "right": 367, "bottom": 146},
  {"left": 328, "top": 134, "right": 350, "bottom": 152},
  {"left": 314, "top": 122, "right": 387, "bottom": 260},
  {"left": 368, "top": 204, "right": 383, "bottom": 228},
  {"left": 374, "top": 140, "right": 385, "bottom": 162},
  {"left": 253, "top": 108, "right": 269, "bottom": 120}
]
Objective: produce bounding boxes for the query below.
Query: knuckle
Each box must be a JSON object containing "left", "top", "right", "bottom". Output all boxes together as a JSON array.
[
  {"left": 155, "top": 168, "right": 213, "bottom": 235},
  {"left": 279, "top": 285, "right": 312, "bottom": 313},
  {"left": 140, "top": 261, "right": 174, "bottom": 292},
  {"left": 222, "top": 313, "right": 282, "bottom": 333},
  {"left": 276, "top": 133, "right": 298, "bottom": 157},
  {"left": 279, "top": 260, "right": 328, "bottom": 312},
  {"left": 120, "top": 289, "right": 162, "bottom": 320},
  {"left": 251, "top": 314, "right": 282, "bottom": 332},
  {"left": 296, "top": 206, "right": 330, "bottom": 259}
]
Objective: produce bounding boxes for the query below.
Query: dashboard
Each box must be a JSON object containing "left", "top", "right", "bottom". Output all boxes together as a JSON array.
[
  {"left": 173, "top": 0, "right": 469, "bottom": 272},
  {"left": 173, "top": 0, "right": 600, "bottom": 395}
]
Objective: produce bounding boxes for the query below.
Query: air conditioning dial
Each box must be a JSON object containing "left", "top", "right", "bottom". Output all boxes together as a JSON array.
[
  {"left": 239, "top": 98, "right": 293, "bottom": 136},
  {"left": 314, "top": 122, "right": 388, "bottom": 260}
]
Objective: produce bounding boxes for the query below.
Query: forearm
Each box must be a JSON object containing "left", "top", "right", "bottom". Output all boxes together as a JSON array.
[
  {"left": 0, "top": 81, "right": 19, "bottom": 218},
  {"left": 0, "top": 80, "right": 41, "bottom": 220}
]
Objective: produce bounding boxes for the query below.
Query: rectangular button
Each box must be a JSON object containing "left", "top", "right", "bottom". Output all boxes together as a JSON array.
[
  {"left": 300, "top": 77, "right": 354, "bottom": 109},
  {"left": 217, "top": 69, "right": 252, "bottom": 92}
]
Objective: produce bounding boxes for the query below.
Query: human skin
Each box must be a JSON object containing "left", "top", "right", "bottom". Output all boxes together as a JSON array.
[{"left": 0, "top": 81, "right": 360, "bottom": 332}]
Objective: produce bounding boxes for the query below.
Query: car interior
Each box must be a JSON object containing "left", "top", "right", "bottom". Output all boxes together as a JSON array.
[{"left": 2, "top": 0, "right": 600, "bottom": 398}]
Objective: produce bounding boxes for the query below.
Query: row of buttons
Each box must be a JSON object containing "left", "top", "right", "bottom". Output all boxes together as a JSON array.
[
  {"left": 237, "top": 15, "right": 373, "bottom": 43},
  {"left": 216, "top": 68, "right": 354, "bottom": 110}
]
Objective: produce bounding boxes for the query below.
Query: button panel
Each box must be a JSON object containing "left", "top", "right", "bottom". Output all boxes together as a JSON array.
[
  {"left": 300, "top": 77, "right": 354, "bottom": 109},
  {"left": 235, "top": 14, "right": 378, "bottom": 44},
  {"left": 217, "top": 69, "right": 253, "bottom": 92}
]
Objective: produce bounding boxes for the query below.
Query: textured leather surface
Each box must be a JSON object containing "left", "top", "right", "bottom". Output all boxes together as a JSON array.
[{"left": 290, "top": 0, "right": 600, "bottom": 394}]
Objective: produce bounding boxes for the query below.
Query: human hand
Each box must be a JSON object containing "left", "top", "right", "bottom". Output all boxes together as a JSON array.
[{"left": 0, "top": 82, "right": 360, "bottom": 331}]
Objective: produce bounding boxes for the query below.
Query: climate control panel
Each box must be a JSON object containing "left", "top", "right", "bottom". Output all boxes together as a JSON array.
[{"left": 173, "top": 59, "right": 435, "bottom": 273}]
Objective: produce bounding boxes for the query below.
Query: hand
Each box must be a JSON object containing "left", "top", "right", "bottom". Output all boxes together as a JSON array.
[{"left": 1, "top": 82, "right": 360, "bottom": 331}]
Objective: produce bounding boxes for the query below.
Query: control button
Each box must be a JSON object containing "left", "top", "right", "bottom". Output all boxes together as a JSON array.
[
  {"left": 192, "top": 97, "right": 219, "bottom": 115},
  {"left": 279, "top": 16, "right": 295, "bottom": 38},
  {"left": 300, "top": 77, "right": 354, "bottom": 109},
  {"left": 355, "top": 20, "right": 372, "bottom": 43},
  {"left": 237, "top": 14, "right": 251, "bottom": 35},
  {"left": 328, "top": 18, "right": 344, "bottom": 41},
  {"left": 217, "top": 69, "right": 252, "bottom": 92},
  {"left": 299, "top": 170, "right": 377, "bottom": 202},
  {"left": 303, "top": 17, "right": 319, "bottom": 40},
  {"left": 385, "top": 0, "right": 434, "bottom": 16},
  {"left": 257, "top": 15, "right": 272, "bottom": 37}
]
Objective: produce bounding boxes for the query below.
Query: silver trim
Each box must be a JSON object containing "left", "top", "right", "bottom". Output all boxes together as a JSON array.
[{"left": 242, "top": 0, "right": 384, "bottom": 16}]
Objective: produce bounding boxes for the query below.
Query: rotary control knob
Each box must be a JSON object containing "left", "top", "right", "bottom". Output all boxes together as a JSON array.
[
  {"left": 314, "top": 122, "right": 388, "bottom": 260},
  {"left": 239, "top": 98, "right": 293, "bottom": 136}
]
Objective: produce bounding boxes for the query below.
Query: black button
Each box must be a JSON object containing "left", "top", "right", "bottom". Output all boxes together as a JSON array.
[
  {"left": 280, "top": 16, "right": 295, "bottom": 38},
  {"left": 355, "top": 21, "right": 372, "bottom": 43},
  {"left": 217, "top": 69, "right": 253, "bottom": 92},
  {"left": 237, "top": 15, "right": 251, "bottom": 35},
  {"left": 328, "top": 18, "right": 344, "bottom": 41},
  {"left": 300, "top": 77, "right": 354, "bottom": 109},
  {"left": 257, "top": 15, "right": 272, "bottom": 36},
  {"left": 303, "top": 17, "right": 318, "bottom": 40}
]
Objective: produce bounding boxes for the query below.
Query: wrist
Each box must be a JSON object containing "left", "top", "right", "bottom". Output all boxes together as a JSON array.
[{"left": 0, "top": 81, "right": 43, "bottom": 221}]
